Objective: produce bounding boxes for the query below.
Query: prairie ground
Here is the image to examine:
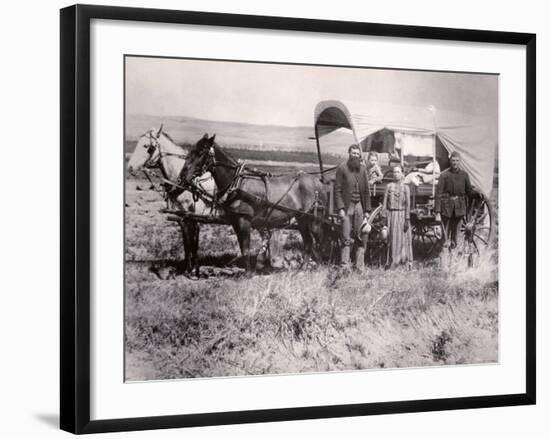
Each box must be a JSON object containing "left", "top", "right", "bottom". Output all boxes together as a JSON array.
[{"left": 124, "top": 173, "right": 498, "bottom": 381}]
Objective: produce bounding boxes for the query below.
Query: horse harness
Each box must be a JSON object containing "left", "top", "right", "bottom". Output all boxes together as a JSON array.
[
  {"left": 194, "top": 146, "right": 327, "bottom": 226},
  {"left": 142, "top": 133, "right": 208, "bottom": 208}
]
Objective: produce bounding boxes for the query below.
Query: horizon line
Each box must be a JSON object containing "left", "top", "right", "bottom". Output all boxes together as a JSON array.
[{"left": 126, "top": 112, "right": 314, "bottom": 130}]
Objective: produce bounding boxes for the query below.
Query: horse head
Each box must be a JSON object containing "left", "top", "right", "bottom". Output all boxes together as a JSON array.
[
  {"left": 127, "top": 124, "right": 164, "bottom": 175},
  {"left": 180, "top": 133, "right": 217, "bottom": 183}
]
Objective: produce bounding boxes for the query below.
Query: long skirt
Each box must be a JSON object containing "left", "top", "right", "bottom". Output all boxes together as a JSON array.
[{"left": 386, "top": 209, "right": 413, "bottom": 268}]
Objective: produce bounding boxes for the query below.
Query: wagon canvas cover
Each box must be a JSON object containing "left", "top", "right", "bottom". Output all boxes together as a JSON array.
[{"left": 314, "top": 100, "right": 498, "bottom": 197}]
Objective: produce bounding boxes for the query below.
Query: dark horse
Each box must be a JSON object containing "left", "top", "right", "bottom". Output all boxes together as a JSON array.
[{"left": 180, "top": 134, "right": 327, "bottom": 271}]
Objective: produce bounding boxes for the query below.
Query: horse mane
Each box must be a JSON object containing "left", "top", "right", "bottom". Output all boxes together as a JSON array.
[
  {"left": 214, "top": 142, "right": 237, "bottom": 165},
  {"left": 160, "top": 131, "right": 176, "bottom": 143},
  {"left": 158, "top": 130, "right": 188, "bottom": 152}
]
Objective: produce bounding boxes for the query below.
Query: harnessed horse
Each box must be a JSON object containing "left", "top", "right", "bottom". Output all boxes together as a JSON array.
[
  {"left": 127, "top": 125, "right": 215, "bottom": 276},
  {"left": 180, "top": 134, "right": 327, "bottom": 271}
]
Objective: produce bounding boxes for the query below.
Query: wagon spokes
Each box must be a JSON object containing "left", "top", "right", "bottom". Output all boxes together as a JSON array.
[{"left": 457, "top": 196, "right": 494, "bottom": 258}]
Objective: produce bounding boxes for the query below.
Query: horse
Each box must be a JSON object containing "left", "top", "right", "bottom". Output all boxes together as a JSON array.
[
  {"left": 179, "top": 133, "right": 326, "bottom": 272},
  {"left": 126, "top": 125, "right": 215, "bottom": 276}
]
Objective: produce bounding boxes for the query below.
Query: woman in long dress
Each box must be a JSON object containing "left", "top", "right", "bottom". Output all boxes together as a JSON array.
[{"left": 383, "top": 166, "right": 413, "bottom": 269}]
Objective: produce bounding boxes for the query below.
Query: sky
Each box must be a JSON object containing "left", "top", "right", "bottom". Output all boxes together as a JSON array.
[{"left": 125, "top": 56, "right": 498, "bottom": 128}]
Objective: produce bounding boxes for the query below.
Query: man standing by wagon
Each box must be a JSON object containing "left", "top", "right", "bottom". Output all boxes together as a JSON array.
[
  {"left": 434, "top": 151, "right": 474, "bottom": 250},
  {"left": 335, "top": 144, "right": 372, "bottom": 271}
]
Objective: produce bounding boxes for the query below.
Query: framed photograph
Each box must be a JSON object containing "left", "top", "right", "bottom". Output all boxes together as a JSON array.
[{"left": 60, "top": 4, "right": 536, "bottom": 434}]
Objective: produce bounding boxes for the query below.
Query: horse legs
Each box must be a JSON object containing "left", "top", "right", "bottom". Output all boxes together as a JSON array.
[
  {"left": 179, "top": 221, "right": 191, "bottom": 274},
  {"left": 310, "top": 219, "right": 324, "bottom": 262},
  {"left": 179, "top": 220, "right": 199, "bottom": 276},
  {"left": 232, "top": 217, "right": 252, "bottom": 272},
  {"left": 190, "top": 222, "right": 200, "bottom": 278},
  {"left": 297, "top": 219, "right": 314, "bottom": 267},
  {"left": 256, "top": 229, "right": 272, "bottom": 271}
]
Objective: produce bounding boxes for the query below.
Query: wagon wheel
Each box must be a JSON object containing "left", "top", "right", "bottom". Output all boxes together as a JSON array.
[
  {"left": 455, "top": 194, "right": 494, "bottom": 265},
  {"left": 365, "top": 205, "right": 388, "bottom": 266},
  {"left": 411, "top": 218, "right": 444, "bottom": 260}
]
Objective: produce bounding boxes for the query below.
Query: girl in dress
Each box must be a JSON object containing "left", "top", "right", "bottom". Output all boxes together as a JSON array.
[{"left": 382, "top": 166, "right": 413, "bottom": 269}]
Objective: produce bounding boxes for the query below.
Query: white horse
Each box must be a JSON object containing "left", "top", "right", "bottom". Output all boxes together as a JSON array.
[{"left": 127, "top": 125, "right": 216, "bottom": 276}]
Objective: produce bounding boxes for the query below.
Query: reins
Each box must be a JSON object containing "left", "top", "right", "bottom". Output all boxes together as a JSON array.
[
  {"left": 141, "top": 133, "right": 215, "bottom": 208},
  {"left": 144, "top": 138, "right": 336, "bottom": 222},
  {"left": 194, "top": 145, "right": 326, "bottom": 225}
]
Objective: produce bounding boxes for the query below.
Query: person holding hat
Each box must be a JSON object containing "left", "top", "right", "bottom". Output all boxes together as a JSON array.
[
  {"left": 382, "top": 165, "right": 413, "bottom": 269},
  {"left": 334, "top": 144, "right": 372, "bottom": 271},
  {"left": 434, "top": 151, "right": 474, "bottom": 250}
]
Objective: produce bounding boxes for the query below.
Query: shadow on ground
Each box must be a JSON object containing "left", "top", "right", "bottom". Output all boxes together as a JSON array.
[{"left": 34, "top": 413, "right": 58, "bottom": 430}]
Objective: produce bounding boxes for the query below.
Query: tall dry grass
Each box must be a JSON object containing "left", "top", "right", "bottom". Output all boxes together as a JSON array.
[
  {"left": 125, "top": 250, "right": 498, "bottom": 380},
  {"left": 124, "top": 168, "right": 498, "bottom": 381}
]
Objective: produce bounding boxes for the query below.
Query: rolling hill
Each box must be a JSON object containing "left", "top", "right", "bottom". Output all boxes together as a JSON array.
[{"left": 125, "top": 113, "right": 354, "bottom": 155}]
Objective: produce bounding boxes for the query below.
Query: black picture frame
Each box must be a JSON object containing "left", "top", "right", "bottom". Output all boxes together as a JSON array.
[{"left": 60, "top": 4, "right": 536, "bottom": 434}]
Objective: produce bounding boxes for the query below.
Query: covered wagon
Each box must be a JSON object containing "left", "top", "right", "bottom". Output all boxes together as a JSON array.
[{"left": 313, "top": 99, "right": 497, "bottom": 263}]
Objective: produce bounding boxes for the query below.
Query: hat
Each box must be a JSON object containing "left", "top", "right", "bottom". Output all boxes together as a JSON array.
[
  {"left": 449, "top": 151, "right": 461, "bottom": 159},
  {"left": 360, "top": 218, "right": 371, "bottom": 234}
]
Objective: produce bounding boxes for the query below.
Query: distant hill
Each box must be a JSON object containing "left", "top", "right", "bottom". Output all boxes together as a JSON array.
[{"left": 125, "top": 114, "right": 354, "bottom": 155}]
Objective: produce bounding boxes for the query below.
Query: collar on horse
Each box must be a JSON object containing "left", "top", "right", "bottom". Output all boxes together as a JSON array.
[
  {"left": 185, "top": 143, "right": 335, "bottom": 226},
  {"left": 201, "top": 147, "right": 272, "bottom": 208}
]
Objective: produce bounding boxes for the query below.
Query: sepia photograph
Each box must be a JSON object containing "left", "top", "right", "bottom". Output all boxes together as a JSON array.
[{"left": 124, "top": 55, "right": 498, "bottom": 381}]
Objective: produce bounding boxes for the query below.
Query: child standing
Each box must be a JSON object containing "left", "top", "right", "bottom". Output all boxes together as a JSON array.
[{"left": 366, "top": 152, "right": 383, "bottom": 185}]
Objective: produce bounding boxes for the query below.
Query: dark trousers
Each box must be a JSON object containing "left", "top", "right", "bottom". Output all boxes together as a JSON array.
[
  {"left": 341, "top": 202, "right": 368, "bottom": 266},
  {"left": 442, "top": 215, "right": 462, "bottom": 249}
]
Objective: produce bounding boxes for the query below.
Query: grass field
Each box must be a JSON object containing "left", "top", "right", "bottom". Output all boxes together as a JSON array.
[
  {"left": 126, "top": 259, "right": 498, "bottom": 380},
  {"left": 125, "top": 139, "right": 343, "bottom": 168},
  {"left": 124, "top": 159, "right": 499, "bottom": 380}
]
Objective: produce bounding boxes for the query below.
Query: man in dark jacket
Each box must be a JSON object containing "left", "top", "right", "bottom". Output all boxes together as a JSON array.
[
  {"left": 334, "top": 144, "right": 372, "bottom": 269},
  {"left": 434, "top": 151, "right": 474, "bottom": 249}
]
